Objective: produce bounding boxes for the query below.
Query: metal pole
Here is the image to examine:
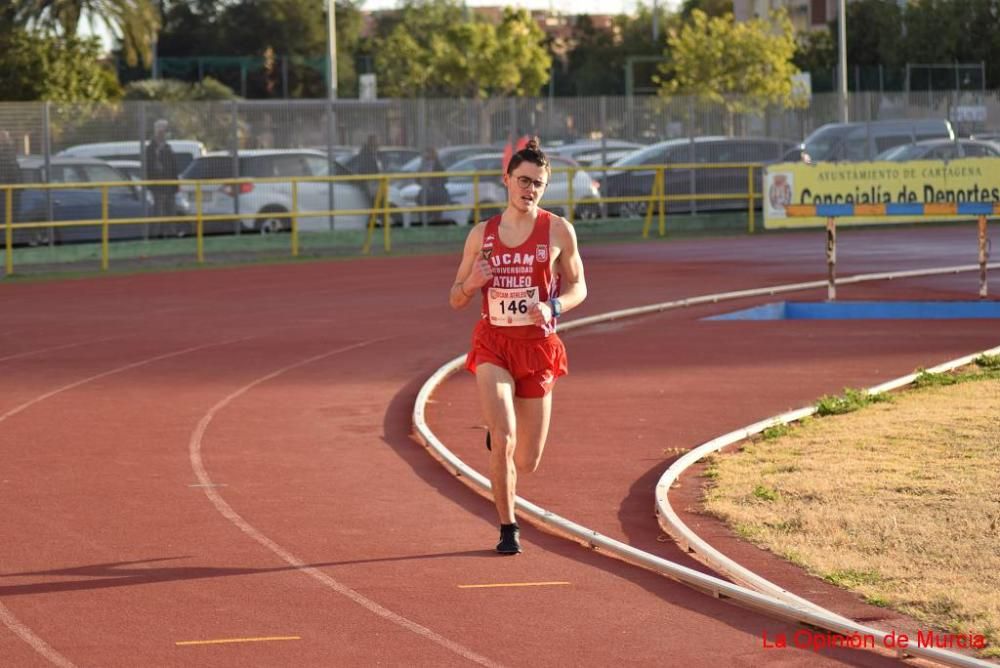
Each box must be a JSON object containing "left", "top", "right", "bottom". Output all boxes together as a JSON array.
[
  {"left": 231, "top": 100, "right": 241, "bottom": 234},
  {"left": 327, "top": 0, "right": 338, "bottom": 101},
  {"left": 652, "top": 0, "right": 659, "bottom": 42},
  {"left": 979, "top": 215, "right": 989, "bottom": 298},
  {"left": 826, "top": 217, "right": 837, "bottom": 301},
  {"left": 837, "top": 0, "right": 848, "bottom": 123}
]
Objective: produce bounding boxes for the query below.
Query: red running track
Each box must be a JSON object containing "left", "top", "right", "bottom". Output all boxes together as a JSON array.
[{"left": 0, "top": 224, "right": 996, "bottom": 667}]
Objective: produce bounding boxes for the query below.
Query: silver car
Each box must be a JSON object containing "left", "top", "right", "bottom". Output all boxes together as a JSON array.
[
  {"left": 395, "top": 152, "right": 603, "bottom": 225},
  {"left": 179, "top": 149, "right": 372, "bottom": 233}
]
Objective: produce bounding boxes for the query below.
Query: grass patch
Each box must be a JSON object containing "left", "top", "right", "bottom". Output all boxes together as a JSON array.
[
  {"left": 975, "top": 354, "right": 1000, "bottom": 370},
  {"left": 761, "top": 423, "right": 793, "bottom": 440},
  {"left": 752, "top": 484, "right": 779, "bottom": 502},
  {"left": 824, "top": 568, "right": 884, "bottom": 588},
  {"left": 912, "top": 368, "right": 961, "bottom": 388},
  {"left": 704, "top": 373, "right": 1000, "bottom": 656},
  {"left": 815, "top": 387, "right": 892, "bottom": 416}
]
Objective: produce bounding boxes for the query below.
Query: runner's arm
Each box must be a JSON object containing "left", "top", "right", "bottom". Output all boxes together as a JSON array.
[
  {"left": 552, "top": 218, "right": 587, "bottom": 314},
  {"left": 449, "top": 223, "right": 489, "bottom": 310}
]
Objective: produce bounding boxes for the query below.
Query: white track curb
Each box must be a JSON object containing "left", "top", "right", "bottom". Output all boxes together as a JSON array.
[
  {"left": 412, "top": 265, "right": 998, "bottom": 668},
  {"left": 654, "top": 345, "right": 1000, "bottom": 619}
]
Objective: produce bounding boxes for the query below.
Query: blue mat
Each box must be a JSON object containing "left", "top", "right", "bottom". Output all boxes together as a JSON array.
[{"left": 707, "top": 301, "right": 1000, "bottom": 321}]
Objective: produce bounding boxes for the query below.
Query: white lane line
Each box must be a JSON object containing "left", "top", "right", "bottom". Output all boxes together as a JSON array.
[
  {"left": 0, "top": 337, "right": 119, "bottom": 364},
  {"left": 0, "top": 337, "right": 253, "bottom": 425},
  {"left": 188, "top": 337, "right": 502, "bottom": 668},
  {"left": 0, "top": 602, "right": 76, "bottom": 668},
  {"left": 0, "top": 335, "right": 255, "bottom": 667}
]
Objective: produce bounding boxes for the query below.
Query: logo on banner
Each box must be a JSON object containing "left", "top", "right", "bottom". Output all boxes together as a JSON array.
[{"left": 769, "top": 174, "right": 792, "bottom": 211}]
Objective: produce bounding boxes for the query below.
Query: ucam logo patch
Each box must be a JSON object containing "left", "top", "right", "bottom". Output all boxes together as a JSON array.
[{"left": 536, "top": 244, "right": 548, "bottom": 263}]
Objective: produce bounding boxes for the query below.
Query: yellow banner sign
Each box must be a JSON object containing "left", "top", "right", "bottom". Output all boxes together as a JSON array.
[{"left": 764, "top": 158, "right": 1000, "bottom": 228}]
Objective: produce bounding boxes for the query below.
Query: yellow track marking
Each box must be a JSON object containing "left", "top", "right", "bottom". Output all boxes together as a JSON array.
[
  {"left": 175, "top": 636, "right": 301, "bottom": 647},
  {"left": 458, "top": 581, "right": 571, "bottom": 589}
]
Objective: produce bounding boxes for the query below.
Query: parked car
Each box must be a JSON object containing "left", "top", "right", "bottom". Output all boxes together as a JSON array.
[
  {"left": 14, "top": 157, "right": 149, "bottom": 245},
  {"left": 393, "top": 152, "right": 602, "bottom": 225},
  {"left": 340, "top": 146, "right": 422, "bottom": 174},
  {"left": 179, "top": 149, "right": 372, "bottom": 233},
  {"left": 106, "top": 159, "right": 194, "bottom": 235},
  {"left": 600, "top": 136, "right": 796, "bottom": 217},
  {"left": 796, "top": 119, "right": 954, "bottom": 163},
  {"left": 546, "top": 140, "right": 645, "bottom": 167},
  {"left": 57, "top": 140, "right": 207, "bottom": 175},
  {"left": 874, "top": 138, "right": 1000, "bottom": 161},
  {"left": 398, "top": 144, "right": 496, "bottom": 172}
]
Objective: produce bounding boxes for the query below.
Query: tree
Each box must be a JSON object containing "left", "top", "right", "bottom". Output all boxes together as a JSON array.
[
  {"left": 154, "top": 0, "right": 363, "bottom": 98},
  {"left": 659, "top": 10, "right": 806, "bottom": 115},
  {"left": 373, "top": 2, "right": 550, "bottom": 98},
  {"left": 0, "top": 28, "right": 121, "bottom": 102},
  {"left": 679, "top": 0, "right": 733, "bottom": 19},
  {"left": 123, "top": 77, "right": 238, "bottom": 101},
  {"left": 843, "top": 0, "right": 903, "bottom": 69},
  {"left": 11, "top": 0, "right": 159, "bottom": 67}
]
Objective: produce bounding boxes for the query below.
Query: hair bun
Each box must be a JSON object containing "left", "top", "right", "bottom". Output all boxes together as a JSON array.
[{"left": 525, "top": 137, "right": 541, "bottom": 151}]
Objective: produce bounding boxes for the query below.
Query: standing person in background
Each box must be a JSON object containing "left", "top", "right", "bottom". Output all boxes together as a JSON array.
[
  {"left": 449, "top": 138, "right": 588, "bottom": 555},
  {"left": 417, "top": 146, "right": 448, "bottom": 225},
  {"left": 355, "top": 133, "right": 383, "bottom": 203},
  {"left": 145, "top": 119, "right": 179, "bottom": 237},
  {"left": 0, "top": 130, "right": 22, "bottom": 225}
]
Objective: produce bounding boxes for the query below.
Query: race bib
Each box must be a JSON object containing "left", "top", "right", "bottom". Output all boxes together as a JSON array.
[{"left": 488, "top": 286, "right": 539, "bottom": 326}]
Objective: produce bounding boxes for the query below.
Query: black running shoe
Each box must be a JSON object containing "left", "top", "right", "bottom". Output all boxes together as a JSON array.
[
  {"left": 485, "top": 431, "right": 491, "bottom": 452},
  {"left": 496, "top": 523, "right": 521, "bottom": 555}
]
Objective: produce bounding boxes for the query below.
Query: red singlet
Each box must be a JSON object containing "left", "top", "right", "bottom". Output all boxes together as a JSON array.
[{"left": 465, "top": 210, "right": 568, "bottom": 398}]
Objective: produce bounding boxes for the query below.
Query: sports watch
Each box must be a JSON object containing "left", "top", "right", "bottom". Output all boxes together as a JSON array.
[{"left": 549, "top": 298, "right": 562, "bottom": 319}]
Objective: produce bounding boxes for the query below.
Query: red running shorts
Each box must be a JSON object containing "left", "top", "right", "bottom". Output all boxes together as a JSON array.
[{"left": 465, "top": 319, "right": 568, "bottom": 398}]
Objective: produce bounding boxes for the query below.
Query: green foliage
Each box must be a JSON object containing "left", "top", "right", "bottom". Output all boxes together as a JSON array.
[
  {"left": 679, "top": 0, "right": 733, "bottom": 19},
  {"left": 794, "top": 29, "right": 835, "bottom": 73},
  {"left": 761, "top": 423, "right": 793, "bottom": 440},
  {"left": 10, "top": 0, "right": 159, "bottom": 67},
  {"left": 374, "top": 2, "right": 550, "bottom": 98},
  {"left": 123, "top": 78, "right": 238, "bottom": 101},
  {"left": 844, "top": 0, "right": 904, "bottom": 68},
  {"left": 0, "top": 28, "right": 121, "bottom": 102},
  {"left": 752, "top": 484, "right": 779, "bottom": 501},
  {"left": 912, "top": 369, "right": 961, "bottom": 389},
  {"left": 824, "top": 568, "right": 884, "bottom": 587},
  {"left": 976, "top": 354, "right": 1000, "bottom": 370},
  {"left": 155, "top": 0, "right": 362, "bottom": 98},
  {"left": 815, "top": 387, "right": 891, "bottom": 416},
  {"left": 659, "top": 10, "right": 806, "bottom": 114}
]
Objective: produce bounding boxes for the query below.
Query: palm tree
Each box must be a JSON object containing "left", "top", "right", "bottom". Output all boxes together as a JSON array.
[{"left": 13, "top": 0, "right": 160, "bottom": 67}]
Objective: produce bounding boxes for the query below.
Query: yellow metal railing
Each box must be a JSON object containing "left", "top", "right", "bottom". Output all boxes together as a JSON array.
[
  {"left": 592, "top": 162, "right": 763, "bottom": 238},
  {"left": 1, "top": 161, "right": 765, "bottom": 274}
]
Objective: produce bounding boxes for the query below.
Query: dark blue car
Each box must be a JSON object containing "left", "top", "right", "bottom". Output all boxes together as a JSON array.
[
  {"left": 600, "top": 137, "right": 797, "bottom": 217},
  {"left": 13, "top": 157, "right": 150, "bottom": 245}
]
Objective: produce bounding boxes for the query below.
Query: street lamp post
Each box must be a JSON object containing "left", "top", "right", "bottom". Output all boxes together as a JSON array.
[
  {"left": 838, "top": 0, "right": 848, "bottom": 122},
  {"left": 327, "top": 0, "right": 338, "bottom": 100}
]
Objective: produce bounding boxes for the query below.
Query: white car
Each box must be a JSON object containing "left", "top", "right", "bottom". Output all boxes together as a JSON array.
[
  {"left": 394, "top": 152, "right": 602, "bottom": 225},
  {"left": 179, "top": 149, "right": 373, "bottom": 233},
  {"left": 58, "top": 139, "right": 207, "bottom": 175}
]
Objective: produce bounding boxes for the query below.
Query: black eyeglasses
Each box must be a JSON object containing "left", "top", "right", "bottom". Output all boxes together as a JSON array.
[{"left": 513, "top": 175, "right": 547, "bottom": 191}]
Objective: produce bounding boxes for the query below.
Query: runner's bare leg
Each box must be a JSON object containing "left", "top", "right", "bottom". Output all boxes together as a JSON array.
[
  {"left": 476, "top": 363, "right": 518, "bottom": 524},
  {"left": 513, "top": 394, "right": 551, "bottom": 474}
]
